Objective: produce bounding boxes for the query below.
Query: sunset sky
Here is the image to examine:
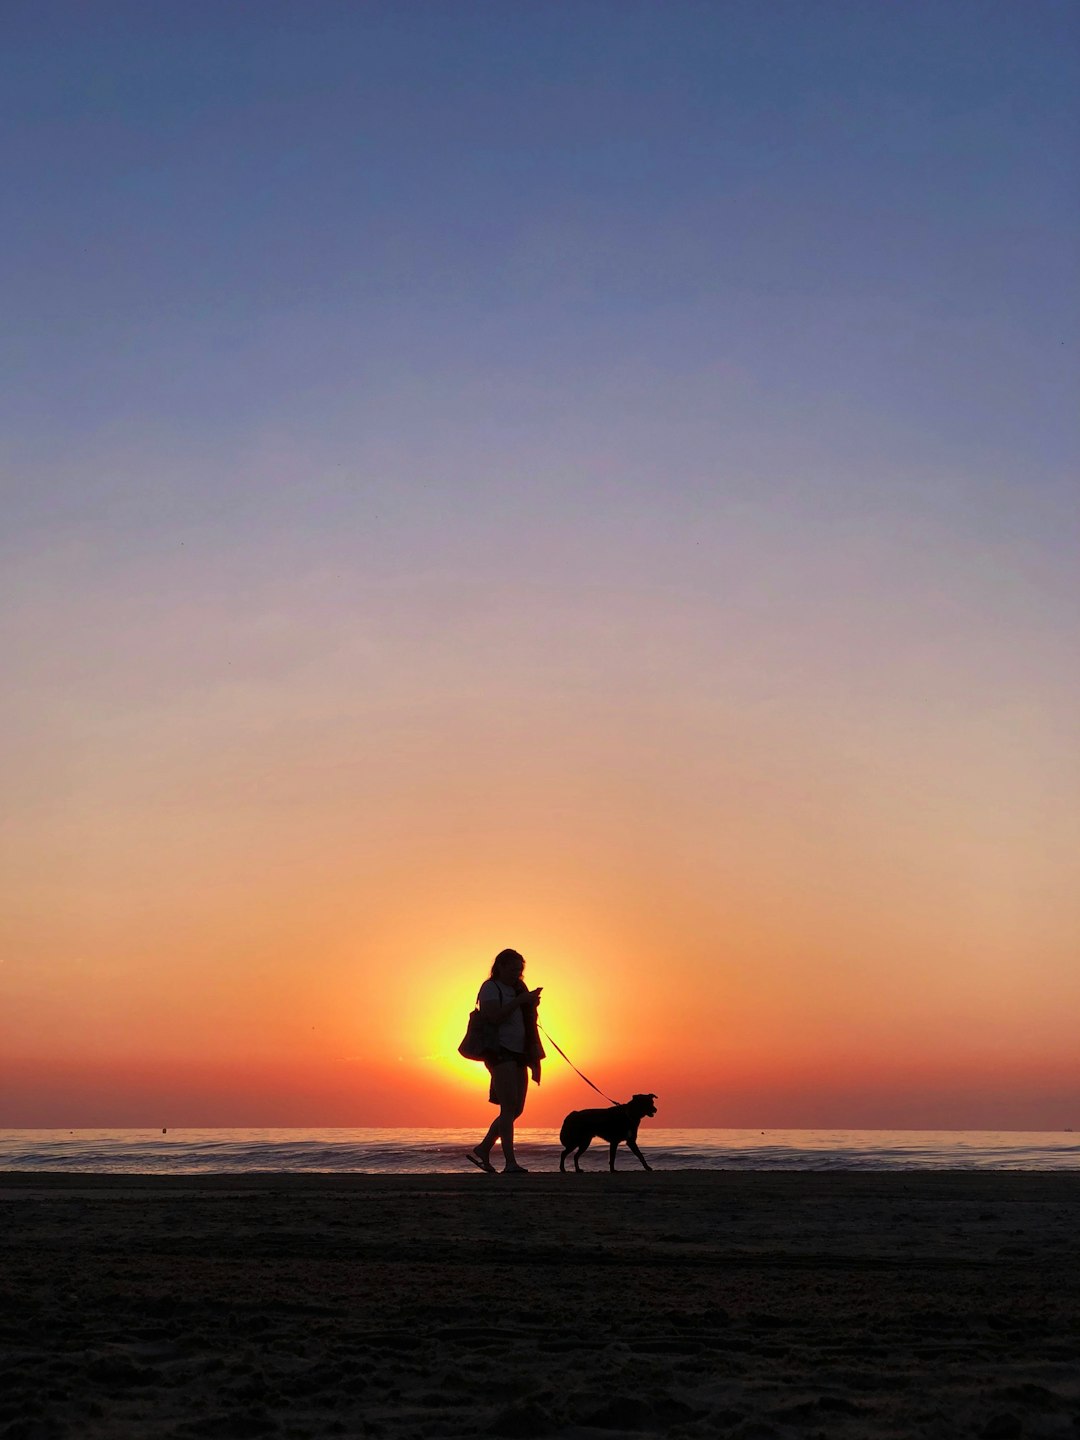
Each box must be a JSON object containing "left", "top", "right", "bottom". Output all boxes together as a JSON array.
[{"left": 2, "top": 2, "right": 1078, "bottom": 1130}]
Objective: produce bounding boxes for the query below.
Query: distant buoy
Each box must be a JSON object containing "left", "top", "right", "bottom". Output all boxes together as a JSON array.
[{"left": 162, "top": 1127, "right": 167, "bottom": 1134}]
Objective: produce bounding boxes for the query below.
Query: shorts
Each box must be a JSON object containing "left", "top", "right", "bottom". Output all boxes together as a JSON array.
[
  {"left": 483, "top": 1046, "right": 526, "bottom": 1073},
  {"left": 484, "top": 1048, "right": 527, "bottom": 1105}
]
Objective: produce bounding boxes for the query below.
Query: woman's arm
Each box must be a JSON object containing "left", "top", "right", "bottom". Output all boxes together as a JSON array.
[
  {"left": 479, "top": 985, "right": 541, "bottom": 1023},
  {"left": 478, "top": 990, "right": 521, "bottom": 1023}
]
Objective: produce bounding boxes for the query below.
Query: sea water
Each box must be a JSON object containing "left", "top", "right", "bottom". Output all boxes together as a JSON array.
[{"left": 1, "top": 1128, "right": 1077, "bottom": 1173}]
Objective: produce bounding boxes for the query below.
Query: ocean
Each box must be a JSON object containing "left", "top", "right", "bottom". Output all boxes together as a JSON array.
[{"left": 1, "top": 1127, "right": 1077, "bottom": 1174}]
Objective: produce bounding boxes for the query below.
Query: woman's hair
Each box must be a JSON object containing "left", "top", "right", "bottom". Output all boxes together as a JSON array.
[{"left": 490, "top": 948, "right": 525, "bottom": 981}]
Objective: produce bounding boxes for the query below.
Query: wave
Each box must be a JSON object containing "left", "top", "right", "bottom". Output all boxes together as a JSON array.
[{"left": 2, "top": 1128, "right": 1078, "bottom": 1174}]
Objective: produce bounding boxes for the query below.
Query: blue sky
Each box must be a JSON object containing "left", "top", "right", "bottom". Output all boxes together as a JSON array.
[{"left": 5, "top": 2, "right": 1077, "bottom": 506}]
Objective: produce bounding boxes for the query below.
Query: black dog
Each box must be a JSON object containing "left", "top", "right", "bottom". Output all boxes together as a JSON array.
[{"left": 559, "top": 1093, "right": 658, "bottom": 1172}]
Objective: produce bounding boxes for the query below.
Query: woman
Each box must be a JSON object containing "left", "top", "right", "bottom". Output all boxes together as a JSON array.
[{"left": 466, "top": 948, "right": 544, "bottom": 1175}]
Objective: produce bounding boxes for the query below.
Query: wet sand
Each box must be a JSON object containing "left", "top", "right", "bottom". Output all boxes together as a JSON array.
[{"left": 1, "top": 1170, "right": 1078, "bottom": 1438}]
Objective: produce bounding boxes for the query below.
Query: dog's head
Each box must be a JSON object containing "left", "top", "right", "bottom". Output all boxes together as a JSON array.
[{"left": 630, "top": 1092, "right": 658, "bottom": 1118}]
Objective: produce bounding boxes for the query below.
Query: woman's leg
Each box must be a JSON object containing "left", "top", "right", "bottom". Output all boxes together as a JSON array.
[
  {"left": 513, "top": 1065, "right": 529, "bottom": 1120},
  {"left": 474, "top": 1062, "right": 508, "bottom": 1162},
  {"left": 475, "top": 1110, "right": 501, "bottom": 1162},
  {"left": 490, "top": 1061, "right": 527, "bottom": 1168}
]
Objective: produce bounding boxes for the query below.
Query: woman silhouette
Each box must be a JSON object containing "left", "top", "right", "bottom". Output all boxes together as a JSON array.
[{"left": 465, "top": 949, "right": 544, "bottom": 1174}]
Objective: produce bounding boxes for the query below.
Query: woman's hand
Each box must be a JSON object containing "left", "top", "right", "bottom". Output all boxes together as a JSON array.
[{"left": 482, "top": 984, "right": 542, "bottom": 1022}]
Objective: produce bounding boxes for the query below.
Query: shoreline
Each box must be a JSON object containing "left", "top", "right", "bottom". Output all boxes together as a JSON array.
[
  {"left": 4, "top": 1171, "right": 1078, "bottom": 1437},
  {"left": 2, "top": 1167, "right": 1079, "bottom": 1188}
]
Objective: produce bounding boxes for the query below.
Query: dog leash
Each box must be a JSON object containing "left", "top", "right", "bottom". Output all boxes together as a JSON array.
[{"left": 537, "top": 1022, "right": 620, "bottom": 1106}]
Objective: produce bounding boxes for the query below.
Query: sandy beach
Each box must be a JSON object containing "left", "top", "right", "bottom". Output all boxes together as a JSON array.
[{"left": 2, "top": 1170, "right": 1078, "bottom": 1439}]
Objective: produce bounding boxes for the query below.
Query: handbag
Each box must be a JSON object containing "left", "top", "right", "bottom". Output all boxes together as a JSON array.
[{"left": 458, "top": 986, "right": 500, "bottom": 1060}]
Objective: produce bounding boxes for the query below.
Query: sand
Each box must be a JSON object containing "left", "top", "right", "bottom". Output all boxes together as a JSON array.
[{"left": 1, "top": 1170, "right": 1078, "bottom": 1439}]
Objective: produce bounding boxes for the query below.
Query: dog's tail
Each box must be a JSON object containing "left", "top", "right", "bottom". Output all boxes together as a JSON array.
[{"left": 558, "top": 1113, "right": 581, "bottom": 1148}]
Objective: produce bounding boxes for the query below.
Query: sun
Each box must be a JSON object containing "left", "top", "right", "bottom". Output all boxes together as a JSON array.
[{"left": 411, "top": 952, "right": 604, "bottom": 1093}]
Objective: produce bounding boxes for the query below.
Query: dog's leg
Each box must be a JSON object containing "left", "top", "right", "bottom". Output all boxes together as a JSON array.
[
  {"left": 627, "top": 1140, "right": 652, "bottom": 1172},
  {"left": 559, "top": 1148, "right": 572, "bottom": 1173},
  {"left": 573, "top": 1140, "right": 591, "bottom": 1173},
  {"left": 608, "top": 1140, "right": 620, "bottom": 1172}
]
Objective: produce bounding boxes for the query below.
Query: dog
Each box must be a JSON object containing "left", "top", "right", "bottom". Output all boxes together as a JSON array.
[{"left": 559, "top": 1093, "right": 658, "bottom": 1172}]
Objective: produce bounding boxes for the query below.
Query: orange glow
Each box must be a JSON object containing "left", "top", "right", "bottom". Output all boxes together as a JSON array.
[{"left": 2, "top": 520, "right": 1078, "bottom": 1131}]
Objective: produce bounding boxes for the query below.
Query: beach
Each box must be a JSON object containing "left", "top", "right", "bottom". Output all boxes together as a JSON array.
[{"left": 2, "top": 1171, "right": 1078, "bottom": 1439}]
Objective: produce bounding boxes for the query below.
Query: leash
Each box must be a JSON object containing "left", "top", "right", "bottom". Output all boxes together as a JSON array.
[{"left": 537, "top": 1022, "right": 620, "bottom": 1106}]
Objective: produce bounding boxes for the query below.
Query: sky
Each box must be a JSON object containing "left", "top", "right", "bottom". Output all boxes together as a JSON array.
[{"left": 2, "top": 1, "right": 1078, "bottom": 1130}]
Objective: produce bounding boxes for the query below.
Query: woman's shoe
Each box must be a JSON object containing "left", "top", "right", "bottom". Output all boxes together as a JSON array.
[
  {"left": 502, "top": 1165, "right": 529, "bottom": 1174},
  {"left": 465, "top": 1151, "right": 496, "bottom": 1174}
]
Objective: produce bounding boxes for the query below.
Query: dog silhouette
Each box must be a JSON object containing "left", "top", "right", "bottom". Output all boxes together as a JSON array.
[{"left": 559, "top": 1093, "right": 658, "bottom": 1172}]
